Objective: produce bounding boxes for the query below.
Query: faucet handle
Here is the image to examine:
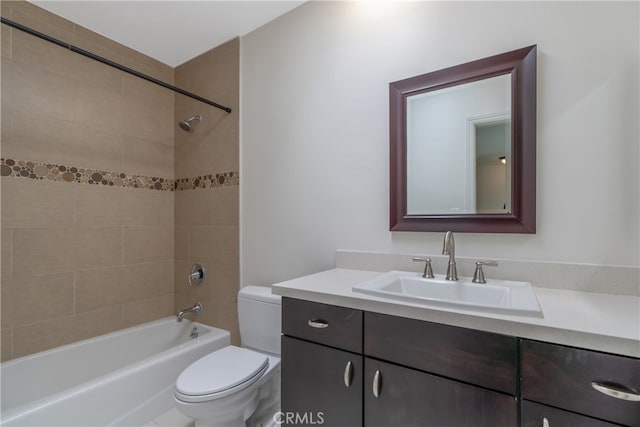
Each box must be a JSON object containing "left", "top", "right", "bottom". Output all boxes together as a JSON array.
[
  {"left": 188, "top": 264, "right": 205, "bottom": 286},
  {"left": 472, "top": 261, "right": 498, "bottom": 284},
  {"left": 412, "top": 257, "right": 434, "bottom": 278}
]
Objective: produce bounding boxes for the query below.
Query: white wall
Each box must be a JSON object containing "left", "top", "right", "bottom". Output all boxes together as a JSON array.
[{"left": 241, "top": 1, "right": 639, "bottom": 285}]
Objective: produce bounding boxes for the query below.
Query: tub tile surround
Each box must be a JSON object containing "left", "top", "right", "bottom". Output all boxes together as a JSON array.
[
  {"left": 2, "top": 1, "right": 176, "bottom": 361},
  {"left": 336, "top": 250, "right": 640, "bottom": 296},
  {"left": 173, "top": 38, "right": 241, "bottom": 346},
  {"left": 1, "top": 1, "right": 240, "bottom": 360},
  {"left": 1, "top": 179, "right": 178, "bottom": 359}
]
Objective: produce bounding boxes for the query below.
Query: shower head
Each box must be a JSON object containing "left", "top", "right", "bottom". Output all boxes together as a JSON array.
[{"left": 179, "top": 114, "right": 202, "bottom": 132}]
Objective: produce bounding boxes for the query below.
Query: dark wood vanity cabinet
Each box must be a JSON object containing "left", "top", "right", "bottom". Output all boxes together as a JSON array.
[
  {"left": 522, "top": 339, "right": 640, "bottom": 427},
  {"left": 281, "top": 297, "right": 362, "bottom": 353},
  {"left": 364, "top": 312, "right": 517, "bottom": 426},
  {"left": 281, "top": 297, "right": 639, "bottom": 427},
  {"left": 364, "top": 312, "right": 518, "bottom": 394},
  {"left": 281, "top": 298, "right": 363, "bottom": 427},
  {"left": 521, "top": 400, "right": 623, "bottom": 427},
  {"left": 364, "top": 358, "right": 516, "bottom": 427},
  {"left": 281, "top": 336, "right": 363, "bottom": 427},
  {"left": 281, "top": 298, "right": 517, "bottom": 426}
]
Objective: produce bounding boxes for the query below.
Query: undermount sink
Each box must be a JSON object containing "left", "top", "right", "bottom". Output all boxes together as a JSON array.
[{"left": 352, "top": 271, "right": 543, "bottom": 317}]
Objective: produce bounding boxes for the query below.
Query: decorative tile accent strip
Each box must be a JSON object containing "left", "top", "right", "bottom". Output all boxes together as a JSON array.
[
  {"left": 0, "top": 158, "right": 238, "bottom": 192},
  {"left": 1, "top": 158, "right": 173, "bottom": 190},
  {"left": 174, "top": 172, "right": 239, "bottom": 191}
]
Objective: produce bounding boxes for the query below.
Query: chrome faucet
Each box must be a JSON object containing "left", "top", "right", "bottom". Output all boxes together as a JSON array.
[
  {"left": 177, "top": 302, "right": 202, "bottom": 322},
  {"left": 442, "top": 231, "right": 458, "bottom": 281}
]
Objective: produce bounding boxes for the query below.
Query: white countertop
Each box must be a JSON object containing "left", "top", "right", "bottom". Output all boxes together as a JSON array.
[{"left": 272, "top": 268, "right": 640, "bottom": 358}]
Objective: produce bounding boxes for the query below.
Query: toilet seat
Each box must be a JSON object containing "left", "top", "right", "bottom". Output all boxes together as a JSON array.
[{"left": 175, "top": 346, "right": 269, "bottom": 403}]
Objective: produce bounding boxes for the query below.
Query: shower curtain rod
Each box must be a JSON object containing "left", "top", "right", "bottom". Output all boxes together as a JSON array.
[{"left": 1, "top": 17, "right": 232, "bottom": 114}]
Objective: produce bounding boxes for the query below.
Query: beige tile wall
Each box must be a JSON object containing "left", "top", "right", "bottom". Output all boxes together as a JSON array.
[
  {"left": 174, "top": 39, "right": 240, "bottom": 345},
  {"left": 1, "top": 1, "right": 240, "bottom": 361},
  {"left": 1, "top": 1, "right": 176, "bottom": 360}
]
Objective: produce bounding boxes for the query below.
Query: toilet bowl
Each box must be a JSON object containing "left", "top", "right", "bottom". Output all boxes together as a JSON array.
[{"left": 174, "top": 286, "right": 281, "bottom": 427}]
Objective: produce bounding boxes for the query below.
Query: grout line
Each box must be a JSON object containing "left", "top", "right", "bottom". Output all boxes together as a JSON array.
[
  {"left": 121, "top": 227, "right": 125, "bottom": 266},
  {"left": 72, "top": 180, "right": 77, "bottom": 227},
  {"left": 9, "top": 228, "right": 13, "bottom": 279},
  {"left": 72, "top": 270, "right": 77, "bottom": 315}
]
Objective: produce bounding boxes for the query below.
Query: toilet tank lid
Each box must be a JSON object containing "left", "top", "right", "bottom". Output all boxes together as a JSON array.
[{"left": 238, "top": 286, "right": 281, "bottom": 304}]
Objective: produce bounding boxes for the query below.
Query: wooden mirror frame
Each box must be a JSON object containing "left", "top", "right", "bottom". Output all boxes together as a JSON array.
[{"left": 390, "top": 45, "right": 537, "bottom": 233}]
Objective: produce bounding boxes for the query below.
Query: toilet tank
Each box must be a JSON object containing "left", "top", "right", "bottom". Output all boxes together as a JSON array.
[{"left": 238, "top": 286, "right": 282, "bottom": 355}]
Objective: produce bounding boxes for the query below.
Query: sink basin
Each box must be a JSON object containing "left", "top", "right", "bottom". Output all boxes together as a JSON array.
[{"left": 352, "top": 271, "right": 543, "bottom": 317}]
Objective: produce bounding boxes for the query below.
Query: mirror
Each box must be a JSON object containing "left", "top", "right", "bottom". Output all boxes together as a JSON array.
[
  {"left": 390, "top": 45, "right": 536, "bottom": 233},
  {"left": 406, "top": 74, "right": 512, "bottom": 215}
]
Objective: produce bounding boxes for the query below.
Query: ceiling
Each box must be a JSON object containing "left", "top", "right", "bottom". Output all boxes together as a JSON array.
[{"left": 29, "top": 1, "right": 305, "bottom": 67}]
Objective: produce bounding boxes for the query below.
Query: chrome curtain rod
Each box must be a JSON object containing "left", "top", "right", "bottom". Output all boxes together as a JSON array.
[{"left": 1, "top": 17, "right": 232, "bottom": 114}]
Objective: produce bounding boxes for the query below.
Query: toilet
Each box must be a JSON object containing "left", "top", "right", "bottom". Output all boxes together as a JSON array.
[{"left": 174, "top": 286, "right": 282, "bottom": 427}]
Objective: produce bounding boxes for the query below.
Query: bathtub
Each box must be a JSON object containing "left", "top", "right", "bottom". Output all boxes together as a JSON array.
[{"left": 1, "top": 317, "right": 229, "bottom": 426}]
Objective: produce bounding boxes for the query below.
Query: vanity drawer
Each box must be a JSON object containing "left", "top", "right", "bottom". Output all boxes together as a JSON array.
[
  {"left": 521, "top": 400, "right": 622, "bottom": 427},
  {"left": 282, "top": 298, "right": 362, "bottom": 353},
  {"left": 364, "top": 312, "right": 517, "bottom": 394},
  {"left": 521, "top": 339, "right": 640, "bottom": 426}
]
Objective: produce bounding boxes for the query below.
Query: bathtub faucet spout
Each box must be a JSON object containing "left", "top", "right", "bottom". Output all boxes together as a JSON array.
[{"left": 177, "top": 302, "right": 202, "bottom": 322}]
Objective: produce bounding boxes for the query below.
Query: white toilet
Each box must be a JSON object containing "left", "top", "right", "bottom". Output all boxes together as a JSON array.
[{"left": 174, "top": 286, "right": 282, "bottom": 427}]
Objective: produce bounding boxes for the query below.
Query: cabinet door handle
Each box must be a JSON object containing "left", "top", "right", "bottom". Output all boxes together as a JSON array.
[
  {"left": 307, "top": 319, "right": 328, "bottom": 329},
  {"left": 343, "top": 361, "right": 353, "bottom": 387},
  {"left": 542, "top": 417, "right": 549, "bottom": 427},
  {"left": 373, "top": 370, "right": 381, "bottom": 398},
  {"left": 591, "top": 381, "right": 640, "bottom": 401}
]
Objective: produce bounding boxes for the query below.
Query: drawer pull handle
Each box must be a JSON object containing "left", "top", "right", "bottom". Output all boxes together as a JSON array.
[
  {"left": 373, "top": 370, "right": 382, "bottom": 398},
  {"left": 591, "top": 381, "right": 640, "bottom": 402},
  {"left": 542, "top": 417, "right": 549, "bottom": 427},
  {"left": 307, "top": 319, "right": 329, "bottom": 329},
  {"left": 344, "top": 361, "right": 353, "bottom": 387}
]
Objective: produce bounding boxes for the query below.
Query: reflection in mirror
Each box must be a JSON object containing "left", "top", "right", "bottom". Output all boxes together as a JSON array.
[
  {"left": 406, "top": 74, "right": 511, "bottom": 215},
  {"left": 389, "top": 45, "right": 537, "bottom": 233},
  {"left": 474, "top": 119, "right": 511, "bottom": 213}
]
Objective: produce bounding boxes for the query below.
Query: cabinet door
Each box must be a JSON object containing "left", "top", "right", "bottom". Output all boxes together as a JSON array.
[
  {"left": 281, "top": 336, "right": 362, "bottom": 427},
  {"left": 365, "top": 312, "right": 517, "bottom": 394},
  {"left": 364, "top": 358, "right": 516, "bottom": 427},
  {"left": 521, "top": 400, "right": 623, "bottom": 427}
]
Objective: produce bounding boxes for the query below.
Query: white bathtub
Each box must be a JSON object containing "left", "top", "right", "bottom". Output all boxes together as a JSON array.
[{"left": 1, "top": 317, "right": 230, "bottom": 426}]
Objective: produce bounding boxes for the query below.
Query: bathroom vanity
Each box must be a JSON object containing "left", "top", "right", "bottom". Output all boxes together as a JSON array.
[{"left": 275, "top": 269, "right": 640, "bottom": 427}]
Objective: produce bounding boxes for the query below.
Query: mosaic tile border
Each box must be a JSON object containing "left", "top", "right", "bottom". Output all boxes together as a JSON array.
[
  {"left": 174, "top": 172, "right": 239, "bottom": 191},
  {"left": 0, "top": 158, "right": 239, "bottom": 191},
  {"left": 0, "top": 158, "right": 173, "bottom": 190}
]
